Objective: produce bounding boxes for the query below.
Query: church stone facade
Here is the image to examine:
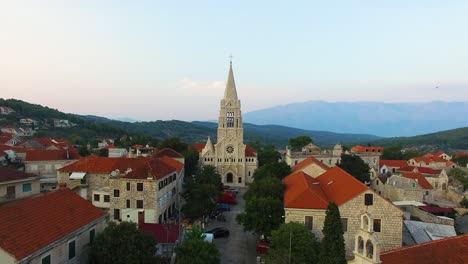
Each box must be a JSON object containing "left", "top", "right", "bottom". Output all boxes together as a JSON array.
[{"left": 199, "top": 63, "right": 258, "bottom": 186}]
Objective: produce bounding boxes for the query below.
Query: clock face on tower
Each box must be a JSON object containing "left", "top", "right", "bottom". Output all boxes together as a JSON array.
[{"left": 226, "top": 145, "right": 234, "bottom": 154}]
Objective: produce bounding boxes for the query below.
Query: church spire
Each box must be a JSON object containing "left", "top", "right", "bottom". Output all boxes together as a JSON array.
[{"left": 223, "top": 61, "right": 238, "bottom": 100}]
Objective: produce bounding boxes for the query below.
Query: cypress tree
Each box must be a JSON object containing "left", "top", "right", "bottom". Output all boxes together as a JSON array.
[{"left": 319, "top": 201, "right": 347, "bottom": 264}]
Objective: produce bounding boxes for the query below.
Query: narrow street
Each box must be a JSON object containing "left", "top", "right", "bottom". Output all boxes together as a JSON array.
[{"left": 205, "top": 187, "right": 259, "bottom": 264}]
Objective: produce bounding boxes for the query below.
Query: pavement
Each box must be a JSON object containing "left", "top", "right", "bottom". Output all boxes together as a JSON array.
[{"left": 205, "top": 187, "right": 259, "bottom": 264}]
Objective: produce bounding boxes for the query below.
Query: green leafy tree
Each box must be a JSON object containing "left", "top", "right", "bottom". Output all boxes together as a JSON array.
[
  {"left": 448, "top": 168, "right": 468, "bottom": 191},
  {"left": 159, "top": 137, "right": 188, "bottom": 153},
  {"left": 236, "top": 196, "right": 284, "bottom": 236},
  {"left": 338, "top": 154, "right": 370, "bottom": 183},
  {"left": 175, "top": 227, "right": 221, "bottom": 264},
  {"left": 182, "top": 148, "right": 200, "bottom": 178},
  {"left": 90, "top": 222, "right": 157, "bottom": 264},
  {"left": 289, "top": 135, "right": 314, "bottom": 151},
  {"left": 253, "top": 161, "right": 291, "bottom": 181},
  {"left": 453, "top": 156, "right": 468, "bottom": 167},
  {"left": 381, "top": 145, "right": 405, "bottom": 160},
  {"left": 181, "top": 166, "right": 222, "bottom": 220},
  {"left": 244, "top": 176, "right": 284, "bottom": 201},
  {"left": 265, "top": 222, "right": 320, "bottom": 264},
  {"left": 460, "top": 197, "right": 468, "bottom": 208},
  {"left": 78, "top": 145, "right": 91, "bottom": 157},
  {"left": 319, "top": 201, "right": 346, "bottom": 264}
]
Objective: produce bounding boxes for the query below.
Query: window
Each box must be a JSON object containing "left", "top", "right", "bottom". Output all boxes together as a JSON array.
[
  {"left": 137, "top": 183, "right": 143, "bottom": 191},
  {"left": 94, "top": 194, "right": 100, "bottom": 202},
  {"left": 41, "top": 255, "right": 51, "bottom": 264},
  {"left": 104, "top": 195, "right": 110, "bottom": 202},
  {"left": 341, "top": 218, "right": 348, "bottom": 232},
  {"left": 80, "top": 178, "right": 86, "bottom": 185},
  {"left": 68, "top": 240, "right": 76, "bottom": 260},
  {"left": 159, "top": 182, "right": 163, "bottom": 190},
  {"left": 22, "top": 183, "right": 32, "bottom": 193},
  {"left": 126, "top": 182, "right": 131, "bottom": 191},
  {"left": 305, "top": 216, "right": 313, "bottom": 230},
  {"left": 90, "top": 229, "right": 96, "bottom": 244},
  {"left": 426, "top": 191, "right": 429, "bottom": 195},
  {"left": 364, "top": 193, "right": 373, "bottom": 206},
  {"left": 126, "top": 199, "right": 131, "bottom": 208},
  {"left": 137, "top": 200, "right": 143, "bottom": 209},
  {"left": 373, "top": 219, "right": 381, "bottom": 232},
  {"left": 114, "top": 189, "right": 120, "bottom": 197},
  {"left": 114, "top": 209, "right": 120, "bottom": 220}
]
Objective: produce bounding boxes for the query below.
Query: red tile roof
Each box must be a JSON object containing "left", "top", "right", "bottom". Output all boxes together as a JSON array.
[
  {"left": 400, "top": 166, "right": 441, "bottom": 175},
  {"left": 379, "top": 160, "right": 408, "bottom": 168},
  {"left": 400, "top": 172, "right": 433, "bottom": 189},
  {"left": 102, "top": 144, "right": 117, "bottom": 150},
  {"left": 380, "top": 234, "right": 468, "bottom": 264},
  {"left": 455, "top": 152, "right": 468, "bottom": 158},
  {"left": 159, "top": 156, "right": 184, "bottom": 173},
  {"left": 25, "top": 149, "right": 81, "bottom": 161},
  {"left": 192, "top": 144, "right": 206, "bottom": 151},
  {"left": 285, "top": 171, "right": 329, "bottom": 209},
  {"left": 419, "top": 205, "right": 453, "bottom": 214},
  {"left": 0, "top": 189, "right": 106, "bottom": 260},
  {"left": 154, "top": 148, "right": 184, "bottom": 158},
  {"left": 0, "top": 144, "right": 27, "bottom": 153},
  {"left": 292, "top": 156, "right": 329, "bottom": 173},
  {"left": 139, "top": 223, "right": 180, "bottom": 244},
  {"left": 0, "top": 167, "right": 37, "bottom": 183},
  {"left": 351, "top": 145, "right": 384, "bottom": 153},
  {"left": 245, "top": 145, "right": 257, "bottom": 157},
  {"left": 411, "top": 156, "right": 446, "bottom": 165},
  {"left": 59, "top": 156, "right": 178, "bottom": 180},
  {"left": 285, "top": 166, "right": 368, "bottom": 209}
]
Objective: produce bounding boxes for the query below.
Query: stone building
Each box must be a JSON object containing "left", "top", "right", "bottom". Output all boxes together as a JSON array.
[
  {"left": 284, "top": 158, "right": 403, "bottom": 257},
  {"left": 0, "top": 188, "right": 107, "bottom": 264},
  {"left": 0, "top": 167, "right": 40, "bottom": 203},
  {"left": 58, "top": 153, "right": 184, "bottom": 224},
  {"left": 382, "top": 173, "right": 433, "bottom": 203},
  {"left": 285, "top": 144, "right": 344, "bottom": 167},
  {"left": 198, "top": 62, "right": 258, "bottom": 186}
]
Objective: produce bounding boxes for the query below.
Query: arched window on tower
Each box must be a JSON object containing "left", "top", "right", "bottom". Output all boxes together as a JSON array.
[
  {"left": 366, "top": 240, "right": 374, "bottom": 259},
  {"left": 227, "top": 112, "right": 234, "bottom": 127},
  {"left": 358, "top": 236, "right": 364, "bottom": 254}
]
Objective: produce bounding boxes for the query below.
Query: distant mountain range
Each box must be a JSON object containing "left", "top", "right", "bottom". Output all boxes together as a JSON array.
[
  {"left": 243, "top": 101, "right": 468, "bottom": 137},
  {"left": 1, "top": 98, "right": 467, "bottom": 150}
]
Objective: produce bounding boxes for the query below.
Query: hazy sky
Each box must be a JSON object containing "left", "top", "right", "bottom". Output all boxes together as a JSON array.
[{"left": 1, "top": 1, "right": 467, "bottom": 121}]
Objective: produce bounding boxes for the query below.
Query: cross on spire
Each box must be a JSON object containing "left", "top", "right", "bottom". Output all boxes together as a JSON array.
[{"left": 229, "top": 54, "right": 233, "bottom": 65}]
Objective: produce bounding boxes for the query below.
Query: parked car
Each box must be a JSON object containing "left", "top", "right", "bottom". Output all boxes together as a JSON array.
[
  {"left": 218, "top": 192, "right": 237, "bottom": 204},
  {"left": 226, "top": 190, "right": 237, "bottom": 198},
  {"left": 256, "top": 241, "right": 270, "bottom": 254},
  {"left": 205, "top": 227, "right": 230, "bottom": 238},
  {"left": 216, "top": 203, "right": 231, "bottom": 212},
  {"left": 227, "top": 187, "right": 239, "bottom": 193}
]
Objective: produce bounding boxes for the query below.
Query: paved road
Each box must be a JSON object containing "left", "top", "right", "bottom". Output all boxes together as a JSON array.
[{"left": 205, "top": 187, "right": 259, "bottom": 264}]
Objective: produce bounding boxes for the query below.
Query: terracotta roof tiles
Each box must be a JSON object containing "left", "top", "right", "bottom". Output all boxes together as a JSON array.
[
  {"left": 292, "top": 156, "right": 329, "bottom": 173},
  {"left": 153, "top": 148, "right": 184, "bottom": 158},
  {"left": 0, "top": 167, "right": 37, "bottom": 183},
  {"left": 380, "top": 234, "right": 468, "bottom": 264},
  {"left": 379, "top": 160, "right": 409, "bottom": 168},
  {"left": 401, "top": 172, "right": 433, "bottom": 189},
  {"left": 0, "top": 189, "right": 106, "bottom": 260}
]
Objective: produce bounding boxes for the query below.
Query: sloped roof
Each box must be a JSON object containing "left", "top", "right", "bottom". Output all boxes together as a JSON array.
[
  {"left": 153, "top": 148, "right": 184, "bottom": 158},
  {"left": 401, "top": 172, "right": 433, "bottom": 189},
  {"left": 285, "top": 166, "right": 368, "bottom": 209},
  {"left": 379, "top": 160, "right": 408, "bottom": 168},
  {"left": 192, "top": 144, "right": 206, "bottom": 151},
  {"left": 284, "top": 171, "right": 329, "bottom": 209},
  {"left": 245, "top": 145, "right": 257, "bottom": 157},
  {"left": 123, "top": 158, "right": 176, "bottom": 180},
  {"left": 0, "top": 189, "right": 106, "bottom": 260},
  {"left": 0, "top": 136, "right": 15, "bottom": 144},
  {"left": 380, "top": 234, "right": 468, "bottom": 264},
  {"left": 292, "top": 156, "right": 329, "bottom": 173},
  {"left": 159, "top": 156, "right": 184, "bottom": 173},
  {"left": 400, "top": 166, "right": 441, "bottom": 175},
  {"left": 0, "top": 167, "right": 37, "bottom": 183},
  {"left": 25, "top": 149, "right": 81, "bottom": 161},
  {"left": 404, "top": 220, "right": 456, "bottom": 244}
]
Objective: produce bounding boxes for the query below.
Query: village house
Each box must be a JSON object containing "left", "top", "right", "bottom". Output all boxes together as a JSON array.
[
  {"left": 52, "top": 118, "right": 74, "bottom": 128},
  {"left": 400, "top": 166, "right": 448, "bottom": 192},
  {"left": 350, "top": 146, "right": 383, "bottom": 170},
  {"left": 383, "top": 172, "right": 434, "bottom": 203},
  {"left": 19, "top": 118, "right": 38, "bottom": 127},
  {"left": 379, "top": 160, "right": 408, "bottom": 174},
  {"left": 1, "top": 126, "right": 18, "bottom": 135},
  {"left": 0, "top": 188, "right": 107, "bottom": 264},
  {"left": 0, "top": 106, "right": 14, "bottom": 115},
  {"left": 0, "top": 167, "right": 40, "bottom": 203},
  {"left": 284, "top": 158, "right": 403, "bottom": 257},
  {"left": 0, "top": 134, "right": 19, "bottom": 146},
  {"left": 57, "top": 152, "right": 184, "bottom": 225},
  {"left": 285, "top": 143, "right": 343, "bottom": 168},
  {"left": 408, "top": 155, "right": 456, "bottom": 170}
]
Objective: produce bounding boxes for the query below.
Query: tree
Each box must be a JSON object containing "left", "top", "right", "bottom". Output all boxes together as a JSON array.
[
  {"left": 244, "top": 176, "right": 284, "bottom": 201},
  {"left": 381, "top": 145, "right": 405, "bottom": 160},
  {"left": 253, "top": 161, "right": 291, "bottom": 181},
  {"left": 289, "top": 135, "right": 314, "bottom": 151},
  {"left": 319, "top": 201, "right": 346, "bottom": 264},
  {"left": 236, "top": 196, "right": 284, "bottom": 236},
  {"left": 182, "top": 148, "right": 200, "bottom": 178},
  {"left": 181, "top": 165, "right": 222, "bottom": 220},
  {"left": 159, "top": 137, "right": 188, "bottom": 153},
  {"left": 453, "top": 156, "right": 468, "bottom": 167},
  {"left": 175, "top": 227, "right": 221, "bottom": 264},
  {"left": 90, "top": 221, "right": 157, "bottom": 264},
  {"left": 338, "top": 154, "right": 370, "bottom": 184},
  {"left": 265, "top": 222, "right": 320, "bottom": 264},
  {"left": 448, "top": 168, "right": 468, "bottom": 191},
  {"left": 258, "top": 146, "right": 281, "bottom": 167},
  {"left": 460, "top": 197, "right": 468, "bottom": 208}
]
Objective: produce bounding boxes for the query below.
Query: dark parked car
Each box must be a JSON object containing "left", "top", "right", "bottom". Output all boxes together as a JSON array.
[{"left": 205, "top": 227, "right": 230, "bottom": 238}]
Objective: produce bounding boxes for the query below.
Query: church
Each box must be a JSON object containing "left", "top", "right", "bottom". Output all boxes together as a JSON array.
[{"left": 197, "top": 62, "right": 258, "bottom": 186}]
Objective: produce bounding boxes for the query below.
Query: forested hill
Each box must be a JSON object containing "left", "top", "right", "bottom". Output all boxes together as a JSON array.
[
  {"left": 0, "top": 98, "right": 383, "bottom": 147},
  {"left": 374, "top": 127, "right": 468, "bottom": 150}
]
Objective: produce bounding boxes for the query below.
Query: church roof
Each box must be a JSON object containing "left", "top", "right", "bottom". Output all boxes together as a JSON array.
[{"left": 224, "top": 62, "right": 238, "bottom": 100}]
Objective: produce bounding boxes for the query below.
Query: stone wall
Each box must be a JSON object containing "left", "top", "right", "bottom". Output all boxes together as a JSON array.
[
  {"left": 406, "top": 206, "right": 454, "bottom": 226},
  {"left": 285, "top": 190, "right": 403, "bottom": 257},
  {"left": 384, "top": 184, "right": 424, "bottom": 203}
]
